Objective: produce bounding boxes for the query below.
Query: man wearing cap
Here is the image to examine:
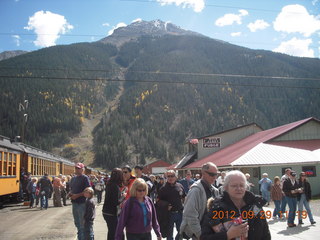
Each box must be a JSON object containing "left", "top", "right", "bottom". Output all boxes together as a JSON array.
[
  {"left": 282, "top": 170, "right": 301, "bottom": 227},
  {"left": 280, "top": 168, "right": 291, "bottom": 217},
  {"left": 69, "top": 163, "right": 91, "bottom": 240}
]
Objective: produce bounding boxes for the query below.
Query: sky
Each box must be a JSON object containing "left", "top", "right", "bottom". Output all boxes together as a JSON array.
[{"left": 0, "top": 0, "right": 320, "bottom": 58}]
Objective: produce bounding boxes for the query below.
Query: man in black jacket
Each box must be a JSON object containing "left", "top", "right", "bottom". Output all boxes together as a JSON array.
[{"left": 37, "top": 173, "right": 53, "bottom": 210}]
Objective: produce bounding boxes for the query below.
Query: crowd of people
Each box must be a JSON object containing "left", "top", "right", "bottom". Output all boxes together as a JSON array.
[
  {"left": 83, "top": 162, "right": 272, "bottom": 240},
  {"left": 20, "top": 163, "right": 317, "bottom": 240}
]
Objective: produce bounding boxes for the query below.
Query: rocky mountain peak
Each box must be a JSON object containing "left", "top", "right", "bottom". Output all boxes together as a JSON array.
[
  {"left": 0, "top": 50, "right": 28, "bottom": 61},
  {"left": 99, "top": 19, "right": 202, "bottom": 47}
]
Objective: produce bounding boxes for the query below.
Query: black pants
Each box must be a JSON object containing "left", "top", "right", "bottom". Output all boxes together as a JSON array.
[
  {"left": 103, "top": 214, "right": 118, "bottom": 240},
  {"left": 96, "top": 191, "right": 103, "bottom": 203},
  {"left": 126, "top": 232, "right": 152, "bottom": 240}
]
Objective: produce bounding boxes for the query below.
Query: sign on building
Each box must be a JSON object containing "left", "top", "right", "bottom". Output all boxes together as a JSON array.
[{"left": 203, "top": 137, "right": 221, "bottom": 148}]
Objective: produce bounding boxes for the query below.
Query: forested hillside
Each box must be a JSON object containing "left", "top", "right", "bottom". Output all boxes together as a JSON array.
[
  {"left": 1, "top": 21, "right": 320, "bottom": 170},
  {"left": 93, "top": 34, "right": 320, "bottom": 169},
  {"left": 0, "top": 42, "right": 120, "bottom": 150}
]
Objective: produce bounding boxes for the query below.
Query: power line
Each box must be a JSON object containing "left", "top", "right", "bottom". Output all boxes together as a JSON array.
[
  {"left": 1, "top": 66, "right": 320, "bottom": 82},
  {"left": 0, "top": 74, "right": 319, "bottom": 90},
  {"left": 0, "top": 32, "right": 106, "bottom": 37},
  {"left": 120, "top": 0, "right": 302, "bottom": 13}
]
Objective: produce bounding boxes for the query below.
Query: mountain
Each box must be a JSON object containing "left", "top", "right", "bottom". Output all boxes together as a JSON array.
[
  {"left": 0, "top": 50, "right": 28, "bottom": 61},
  {"left": 0, "top": 20, "right": 319, "bottom": 170}
]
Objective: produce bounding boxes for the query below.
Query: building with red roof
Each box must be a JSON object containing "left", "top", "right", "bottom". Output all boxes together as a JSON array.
[
  {"left": 142, "top": 160, "right": 171, "bottom": 175},
  {"left": 174, "top": 117, "right": 320, "bottom": 195}
]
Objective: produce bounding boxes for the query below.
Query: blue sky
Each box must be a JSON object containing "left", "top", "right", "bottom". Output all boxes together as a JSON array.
[{"left": 1, "top": 0, "right": 320, "bottom": 58}]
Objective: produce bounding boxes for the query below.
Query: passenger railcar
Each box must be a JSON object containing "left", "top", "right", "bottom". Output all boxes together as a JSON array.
[
  {"left": 0, "top": 136, "right": 22, "bottom": 202},
  {"left": 1, "top": 134, "right": 101, "bottom": 204}
]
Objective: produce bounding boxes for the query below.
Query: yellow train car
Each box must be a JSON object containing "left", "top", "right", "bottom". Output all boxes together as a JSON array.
[
  {"left": 18, "top": 144, "right": 60, "bottom": 178},
  {"left": 1, "top": 135, "right": 102, "bottom": 205},
  {"left": 59, "top": 158, "right": 75, "bottom": 176},
  {"left": 0, "top": 136, "right": 22, "bottom": 202}
]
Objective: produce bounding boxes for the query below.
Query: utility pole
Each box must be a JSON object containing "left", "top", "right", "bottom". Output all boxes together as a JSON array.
[{"left": 19, "top": 99, "right": 28, "bottom": 142}]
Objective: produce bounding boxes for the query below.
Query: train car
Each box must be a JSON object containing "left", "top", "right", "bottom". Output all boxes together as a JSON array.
[
  {"left": 17, "top": 143, "right": 61, "bottom": 178},
  {"left": 1, "top": 134, "right": 103, "bottom": 205},
  {"left": 59, "top": 158, "right": 75, "bottom": 176},
  {"left": 0, "top": 135, "right": 23, "bottom": 203}
]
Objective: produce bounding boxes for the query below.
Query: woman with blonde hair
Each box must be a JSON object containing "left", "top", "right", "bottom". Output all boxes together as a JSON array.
[{"left": 115, "top": 178, "right": 162, "bottom": 240}]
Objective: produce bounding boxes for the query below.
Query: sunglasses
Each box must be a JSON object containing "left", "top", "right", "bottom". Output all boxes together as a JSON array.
[
  {"left": 206, "top": 171, "right": 218, "bottom": 177},
  {"left": 167, "top": 175, "right": 176, "bottom": 178},
  {"left": 137, "top": 189, "right": 146, "bottom": 192}
]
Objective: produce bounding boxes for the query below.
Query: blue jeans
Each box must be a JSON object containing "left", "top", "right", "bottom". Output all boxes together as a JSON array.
[
  {"left": 298, "top": 193, "right": 314, "bottom": 222},
  {"left": 40, "top": 193, "right": 49, "bottom": 209},
  {"left": 72, "top": 203, "right": 86, "bottom": 240},
  {"left": 285, "top": 196, "right": 297, "bottom": 224},
  {"left": 84, "top": 221, "right": 94, "bottom": 240},
  {"left": 30, "top": 193, "right": 36, "bottom": 207},
  {"left": 280, "top": 196, "right": 287, "bottom": 213},
  {"left": 167, "top": 211, "right": 182, "bottom": 240},
  {"left": 273, "top": 200, "right": 281, "bottom": 217},
  {"left": 261, "top": 190, "right": 270, "bottom": 203}
]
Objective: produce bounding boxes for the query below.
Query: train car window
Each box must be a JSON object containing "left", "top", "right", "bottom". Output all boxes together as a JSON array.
[
  {"left": 3, "top": 152, "right": 7, "bottom": 175},
  {"left": 8, "top": 153, "right": 12, "bottom": 175},
  {"left": 13, "top": 154, "right": 17, "bottom": 176},
  {"left": 0, "top": 151, "right": 3, "bottom": 175},
  {"left": 31, "top": 157, "right": 34, "bottom": 175},
  {"left": 36, "top": 158, "right": 39, "bottom": 175}
]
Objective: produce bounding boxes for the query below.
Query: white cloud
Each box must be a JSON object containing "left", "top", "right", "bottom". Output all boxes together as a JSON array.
[
  {"left": 108, "top": 22, "right": 127, "bottom": 36},
  {"left": 215, "top": 9, "right": 249, "bottom": 27},
  {"left": 157, "top": 0, "right": 205, "bottom": 13},
  {"left": 12, "top": 35, "right": 20, "bottom": 46},
  {"left": 24, "top": 11, "right": 73, "bottom": 48},
  {"left": 231, "top": 32, "right": 241, "bottom": 37},
  {"left": 132, "top": 18, "right": 142, "bottom": 23},
  {"left": 102, "top": 23, "right": 110, "bottom": 27},
  {"left": 273, "top": 4, "right": 320, "bottom": 37},
  {"left": 247, "top": 19, "right": 270, "bottom": 32},
  {"left": 312, "top": 0, "right": 319, "bottom": 6},
  {"left": 273, "top": 37, "right": 314, "bottom": 57}
]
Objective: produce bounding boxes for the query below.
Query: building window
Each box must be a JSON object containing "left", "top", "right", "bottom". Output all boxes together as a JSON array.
[
  {"left": 253, "top": 168, "right": 259, "bottom": 178},
  {"left": 302, "top": 166, "right": 316, "bottom": 177}
]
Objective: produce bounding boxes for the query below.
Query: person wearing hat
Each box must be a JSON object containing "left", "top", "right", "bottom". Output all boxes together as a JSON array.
[
  {"left": 259, "top": 173, "right": 272, "bottom": 206},
  {"left": 282, "top": 171, "right": 301, "bottom": 227},
  {"left": 69, "top": 163, "right": 91, "bottom": 240},
  {"left": 297, "top": 172, "right": 316, "bottom": 225}
]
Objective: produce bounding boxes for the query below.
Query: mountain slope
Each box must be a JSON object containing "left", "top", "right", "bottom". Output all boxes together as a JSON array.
[{"left": 0, "top": 20, "right": 319, "bottom": 170}]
